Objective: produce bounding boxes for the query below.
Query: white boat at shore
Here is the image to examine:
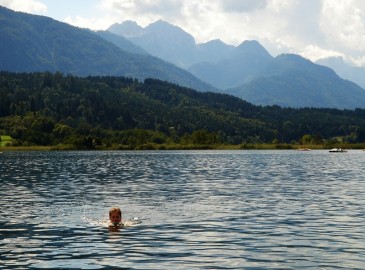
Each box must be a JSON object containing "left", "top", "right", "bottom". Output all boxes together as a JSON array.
[{"left": 329, "top": 148, "right": 347, "bottom": 153}]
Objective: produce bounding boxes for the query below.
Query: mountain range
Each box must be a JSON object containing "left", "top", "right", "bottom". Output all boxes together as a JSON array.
[
  {"left": 0, "top": 6, "right": 215, "bottom": 92},
  {"left": 228, "top": 54, "right": 365, "bottom": 108},
  {"left": 188, "top": 40, "right": 273, "bottom": 89},
  {"left": 1, "top": 5, "right": 365, "bottom": 109},
  {"left": 109, "top": 20, "right": 365, "bottom": 109},
  {"left": 316, "top": 56, "right": 365, "bottom": 89}
]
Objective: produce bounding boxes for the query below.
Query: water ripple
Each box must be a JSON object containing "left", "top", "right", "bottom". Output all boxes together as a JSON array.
[{"left": 1, "top": 150, "right": 365, "bottom": 269}]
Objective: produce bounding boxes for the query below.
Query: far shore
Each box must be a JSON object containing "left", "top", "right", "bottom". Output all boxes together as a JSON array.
[{"left": 1, "top": 143, "right": 365, "bottom": 152}]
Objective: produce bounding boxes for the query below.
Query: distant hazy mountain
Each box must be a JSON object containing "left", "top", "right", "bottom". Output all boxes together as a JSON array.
[
  {"left": 196, "top": 39, "right": 235, "bottom": 63},
  {"left": 316, "top": 57, "right": 365, "bottom": 89},
  {"left": 108, "top": 20, "right": 143, "bottom": 38},
  {"left": 228, "top": 54, "right": 365, "bottom": 109},
  {"left": 95, "top": 30, "right": 147, "bottom": 55},
  {"left": 189, "top": 40, "right": 273, "bottom": 89},
  {"left": 0, "top": 6, "right": 215, "bottom": 92},
  {"left": 108, "top": 20, "right": 236, "bottom": 68},
  {"left": 108, "top": 20, "right": 273, "bottom": 88},
  {"left": 109, "top": 20, "right": 196, "bottom": 68}
]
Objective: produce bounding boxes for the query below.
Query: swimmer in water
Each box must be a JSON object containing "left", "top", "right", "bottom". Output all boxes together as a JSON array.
[{"left": 108, "top": 207, "right": 124, "bottom": 232}]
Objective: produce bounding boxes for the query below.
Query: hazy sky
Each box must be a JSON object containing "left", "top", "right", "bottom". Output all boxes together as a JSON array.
[{"left": 2, "top": 0, "right": 365, "bottom": 66}]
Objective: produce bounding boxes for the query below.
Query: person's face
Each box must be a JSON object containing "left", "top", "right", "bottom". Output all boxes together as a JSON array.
[{"left": 110, "top": 212, "right": 121, "bottom": 223}]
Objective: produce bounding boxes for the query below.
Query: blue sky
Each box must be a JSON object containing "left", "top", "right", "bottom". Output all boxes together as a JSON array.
[
  {"left": 42, "top": 0, "right": 100, "bottom": 20},
  {"left": 1, "top": 0, "right": 365, "bottom": 67}
]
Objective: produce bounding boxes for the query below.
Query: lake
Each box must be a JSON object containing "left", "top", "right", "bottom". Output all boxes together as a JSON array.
[{"left": 1, "top": 150, "right": 364, "bottom": 269}]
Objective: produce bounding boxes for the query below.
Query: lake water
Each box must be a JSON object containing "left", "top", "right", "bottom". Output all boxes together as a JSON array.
[{"left": 1, "top": 150, "right": 364, "bottom": 269}]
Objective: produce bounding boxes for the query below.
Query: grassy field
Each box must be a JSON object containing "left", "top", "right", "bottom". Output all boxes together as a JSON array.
[
  {"left": 0, "top": 135, "right": 13, "bottom": 147},
  {"left": 0, "top": 146, "right": 52, "bottom": 151}
]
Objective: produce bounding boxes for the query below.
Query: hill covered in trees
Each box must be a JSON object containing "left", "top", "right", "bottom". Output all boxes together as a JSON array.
[{"left": 1, "top": 72, "right": 365, "bottom": 149}]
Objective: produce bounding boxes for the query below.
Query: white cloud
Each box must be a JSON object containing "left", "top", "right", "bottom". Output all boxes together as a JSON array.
[
  {"left": 219, "top": 0, "right": 268, "bottom": 13},
  {"left": 0, "top": 0, "right": 47, "bottom": 14},
  {"left": 349, "top": 55, "right": 365, "bottom": 67},
  {"left": 320, "top": 0, "right": 365, "bottom": 52},
  {"left": 300, "top": 45, "right": 344, "bottom": 62},
  {"left": 63, "top": 15, "right": 115, "bottom": 31},
  {"left": 63, "top": 16, "right": 104, "bottom": 30}
]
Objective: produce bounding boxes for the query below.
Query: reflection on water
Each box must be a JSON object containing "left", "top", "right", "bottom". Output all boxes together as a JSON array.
[{"left": 1, "top": 150, "right": 365, "bottom": 269}]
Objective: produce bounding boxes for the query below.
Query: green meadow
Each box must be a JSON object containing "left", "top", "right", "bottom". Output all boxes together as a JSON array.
[{"left": 0, "top": 135, "right": 13, "bottom": 147}]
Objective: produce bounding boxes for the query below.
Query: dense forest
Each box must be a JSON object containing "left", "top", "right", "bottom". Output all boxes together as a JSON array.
[{"left": 1, "top": 71, "right": 365, "bottom": 149}]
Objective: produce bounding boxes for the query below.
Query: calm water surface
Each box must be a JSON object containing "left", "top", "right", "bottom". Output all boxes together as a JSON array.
[{"left": 0, "top": 150, "right": 364, "bottom": 269}]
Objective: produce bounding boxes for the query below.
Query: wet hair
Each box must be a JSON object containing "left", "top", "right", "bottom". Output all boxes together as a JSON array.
[{"left": 109, "top": 207, "right": 122, "bottom": 218}]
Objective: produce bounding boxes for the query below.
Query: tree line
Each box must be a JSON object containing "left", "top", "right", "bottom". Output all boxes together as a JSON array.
[{"left": 1, "top": 71, "right": 365, "bottom": 149}]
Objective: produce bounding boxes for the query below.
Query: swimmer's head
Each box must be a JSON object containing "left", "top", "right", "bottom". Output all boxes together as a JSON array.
[{"left": 109, "top": 207, "right": 122, "bottom": 224}]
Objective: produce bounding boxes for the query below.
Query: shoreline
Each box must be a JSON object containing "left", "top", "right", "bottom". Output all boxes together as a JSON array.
[{"left": 1, "top": 143, "right": 365, "bottom": 151}]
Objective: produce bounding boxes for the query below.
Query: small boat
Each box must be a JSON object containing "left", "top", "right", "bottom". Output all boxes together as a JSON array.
[
  {"left": 297, "top": 148, "right": 311, "bottom": 151},
  {"left": 329, "top": 148, "right": 347, "bottom": 153}
]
